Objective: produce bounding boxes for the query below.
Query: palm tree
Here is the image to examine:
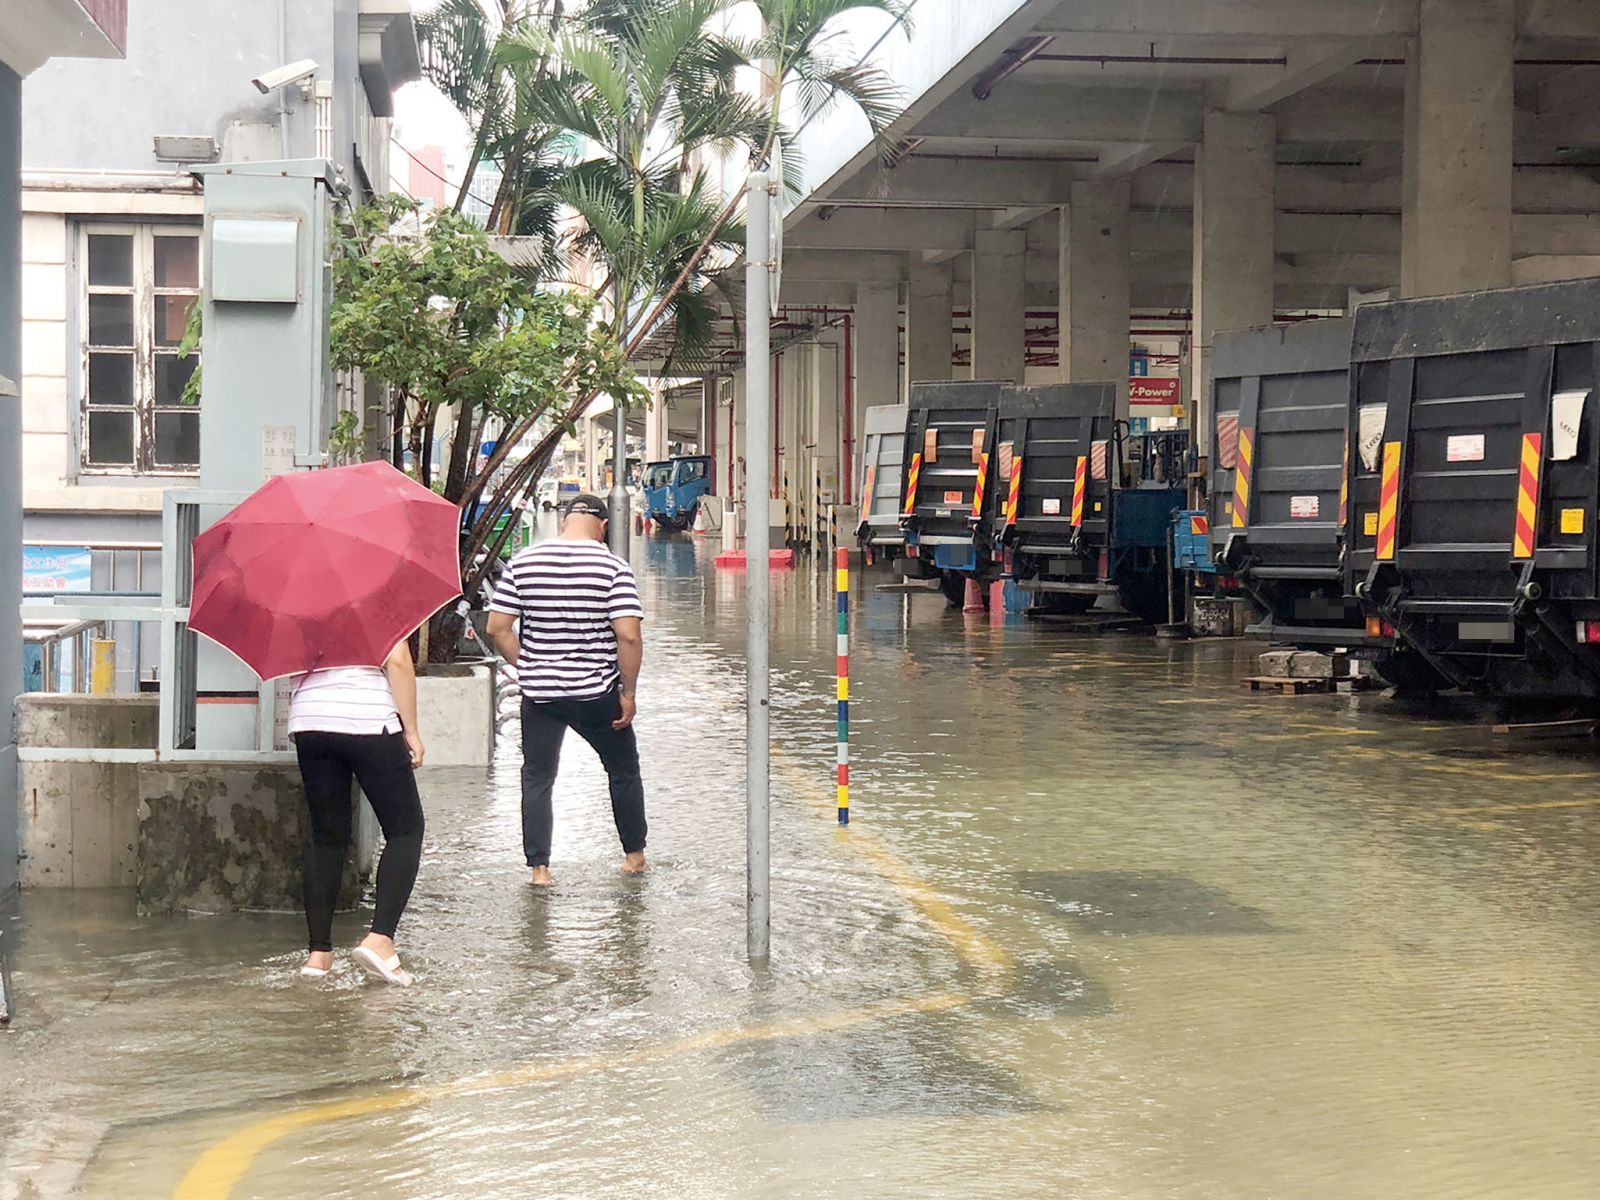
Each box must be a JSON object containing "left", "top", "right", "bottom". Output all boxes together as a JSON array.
[
  {"left": 456, "top": 0, "right": 910, "bottom": 587},
  {"left": 416, "top": 0, "right": 567, "bottom": 249}
]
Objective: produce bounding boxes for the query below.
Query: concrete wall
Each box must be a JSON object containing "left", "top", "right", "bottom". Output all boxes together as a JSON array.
[
  {"left": 137, "top": 761, "right": 366, "bottom": 915},
  {"left": 20, "top": 0, "right": 376, "bottom": 184},
  {"left": 789, "top": 0, "right": 1036, "bottom": 202},
  {"left": 16, "top": 694, "right": 156, "bottom": 887},
  {"left": 416, "top": 663, "right": 496, "bottom": 767},
  {"left": 2, "top": 63, "right": 21, "bottom": 899}
]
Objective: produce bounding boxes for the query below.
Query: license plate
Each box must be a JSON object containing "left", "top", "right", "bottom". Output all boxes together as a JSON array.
[{"left": 1458, "top": 620, "right": 1514, "bottom": 642}]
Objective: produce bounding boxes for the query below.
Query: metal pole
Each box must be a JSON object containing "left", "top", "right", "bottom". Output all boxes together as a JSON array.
[
  {"left": 836, "top": 545, "right": 849, "bottom": 825},
  {"left": 746, "top": 170, "right": 771, "bottom": 962},
  {"left": 611, "top": 281, "right": 631, "bottom": 558},
  {"left": 611, "top": 397, "right": 631, "bottom": 557}
]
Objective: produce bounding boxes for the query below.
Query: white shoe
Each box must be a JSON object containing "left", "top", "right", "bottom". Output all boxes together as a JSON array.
[
  {"left": 353, "top": 945, "right": 414, "bottom": 986},
  {"left": 299, "top": 964, "right": 329, "bottom": 979}
]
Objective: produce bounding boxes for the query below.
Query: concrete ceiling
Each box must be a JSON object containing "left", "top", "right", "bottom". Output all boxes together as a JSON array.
[{"left": 779, "top": 0, "right": 1600, "bottom": 310}]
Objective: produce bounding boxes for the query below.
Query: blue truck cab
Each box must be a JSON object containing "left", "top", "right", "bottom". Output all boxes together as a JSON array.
[
  {"left": 643, "top": 461, "right": 673, "bottom": 526},
  {"left": 663, "top": 455, "right": 713, "bottom": 530}
]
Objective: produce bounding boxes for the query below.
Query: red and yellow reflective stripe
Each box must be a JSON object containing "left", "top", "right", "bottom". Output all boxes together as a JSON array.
[
  {"left": 1190, "top": 514, "right": 1209, "bottom": 536},
  {"left": 1070, "top": 454, "right": 1088, "bottom": 527},
  {"left": 1231, "top": 427, "right": 1254, "bottom": 528},
  {"left": 1004, "top": 456, "right": 1024, "bottom": 527},
  {"left": 972, "top": 451, "right": 989, "bottom": 520},
  {"left": 1513, "top": 432, "right": 1543, "bottom": 560},
  {"left": 902, "top": 452, "right": 922, "bottom": 517},
  {"left": 862, "top": 464, "right": 877, "bottom": 513},
  {"left": 1338, "top": 436, "right": 1349, "bottom": 530},
  {"left": 1376, "top": 440, "right": 1401, "bottom": 561}
]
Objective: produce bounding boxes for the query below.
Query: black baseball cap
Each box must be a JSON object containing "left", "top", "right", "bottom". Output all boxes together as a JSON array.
[{"left": 563, "top": 493, "right": 610, "bottom": 520}]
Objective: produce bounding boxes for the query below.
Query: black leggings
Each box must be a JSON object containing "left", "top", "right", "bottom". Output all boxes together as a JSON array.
[{"left": 294, "top": 731, "right": 424, "bottom": 953}]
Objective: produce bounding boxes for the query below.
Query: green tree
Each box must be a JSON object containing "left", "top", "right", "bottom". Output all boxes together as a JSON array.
[{"left": 330, "top": 195, "right": 642, "bottom": 657}]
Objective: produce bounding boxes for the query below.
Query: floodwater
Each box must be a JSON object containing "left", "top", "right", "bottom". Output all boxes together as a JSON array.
[{"left": 5, "top": 527, "right": 1600, "bottom": 1199}]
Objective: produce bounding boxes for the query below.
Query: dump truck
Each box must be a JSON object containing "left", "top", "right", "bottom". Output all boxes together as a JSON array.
[
  {"left": 1346, "top": 277, "right": 1600, "bottom": 699},
  {"left": 855, "top": 403, "right": 908, "bottom": 563},
  {"left": 900, "top": 381, "right": 1005, "bottom": 606},
  {"left": 991, "top": 383, "right": 1183, "bottom": 620}
]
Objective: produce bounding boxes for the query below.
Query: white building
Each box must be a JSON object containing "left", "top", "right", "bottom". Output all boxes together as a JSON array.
[{"left": 15, "top": 0, "right": 418, "bottom": 692}]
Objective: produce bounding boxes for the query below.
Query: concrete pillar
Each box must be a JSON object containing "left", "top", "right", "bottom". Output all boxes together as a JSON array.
[
  {"left": 1, "top": 66, "right": 20, "bottom": 897},
  {"left": 905, "top": 261, "right": 953, "bottom": 386},
  {"left": 809, "top": 333, "right": 842, "bottom": 537},
  {"left": 1059, "top": 178, "right": 1131, "bottom": 417},
  {"left": 731, "top": 368, "right": 747, "bottom": 517},
  {"left": 854, "top": 279, "right": 899, "bottom": 452},
  {"left": 1191, "top": 109, "right": 1275, "bottom": 455},
  {"left": 643, "top": 380, "right": 669, "bottom": 464},
  {"left": 584, "top": 411, "right": 604, "bottom": 493},
  {"left": 776, "top": 346, "right": 804, "bottom": 537},
  {"left": 1401, "top": 0, "right": 1514, "bottom": 297},
  {"left": 971, "top": 228, "right": 1026, "bottom": 381},
  {"left": 698, "top": 375, "right": 713, "bottom": 462}
]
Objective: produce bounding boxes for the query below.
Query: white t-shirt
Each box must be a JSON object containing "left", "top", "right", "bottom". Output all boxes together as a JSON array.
[{"left": 286, "top": 667, "right": 400, "bottom": 736}]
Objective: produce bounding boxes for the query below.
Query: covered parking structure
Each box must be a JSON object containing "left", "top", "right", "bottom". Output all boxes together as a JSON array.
[{"left": 695, "top": 0, "right": 1600, "bottom": 547}]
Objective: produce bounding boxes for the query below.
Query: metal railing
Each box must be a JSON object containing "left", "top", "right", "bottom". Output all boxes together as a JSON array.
[{"left": 17, "top": 489, "right": 290, "bottom": 764}]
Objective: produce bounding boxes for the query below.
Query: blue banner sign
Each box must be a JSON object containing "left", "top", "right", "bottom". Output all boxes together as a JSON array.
[{"left": 23, "top": 545, "right": 92, "bottom": 593}]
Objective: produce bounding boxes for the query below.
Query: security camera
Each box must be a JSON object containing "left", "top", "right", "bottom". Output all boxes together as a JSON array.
[{"left": 251, "top": 59, "right": 318, "bottom": 97}]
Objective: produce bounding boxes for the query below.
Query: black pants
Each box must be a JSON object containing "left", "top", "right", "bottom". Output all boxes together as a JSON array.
[
  {"left": 520, "top": 691, "right": 647, "bottom": 867},
  {"left": 295, "top": 731, "right": 425, "bottom": 953}
]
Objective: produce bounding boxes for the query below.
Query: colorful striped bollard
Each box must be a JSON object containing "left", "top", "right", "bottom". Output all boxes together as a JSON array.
[{"left": 835, "top": 545, "right": 850, "bottom": 826}]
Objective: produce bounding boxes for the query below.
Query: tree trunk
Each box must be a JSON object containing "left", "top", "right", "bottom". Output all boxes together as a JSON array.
[
  {"left": 390, "top": 391, "right": 407, "bottom": 467},
  {"left": 442, "top": 397, "right": 478, "bottom": 503}
]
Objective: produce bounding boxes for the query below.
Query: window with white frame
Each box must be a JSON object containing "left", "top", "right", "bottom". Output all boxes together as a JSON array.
[{"left": 81, "top": 223, "right": 202, "bottom": 473}]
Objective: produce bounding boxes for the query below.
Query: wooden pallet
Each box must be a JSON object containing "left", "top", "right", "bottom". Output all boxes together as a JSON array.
[
  {"left": 1240, "top": 675, "right": 1330, "bottom": 694},
  {"left": 873, "top": 581, "right": 942, "bottom": 595},
  {"left": 1491, "top": 717, "right": 1598, "bottom": 739}
]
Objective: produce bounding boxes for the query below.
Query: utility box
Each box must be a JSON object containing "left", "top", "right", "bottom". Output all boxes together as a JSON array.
[
  {"left": 185, "top": 160, "right": 342, "bottom": 749},
  {"left": 192, "top": 160, "right": 339, "bottom": 484}
]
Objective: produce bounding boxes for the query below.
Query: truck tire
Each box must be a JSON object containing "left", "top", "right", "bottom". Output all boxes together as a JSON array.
[
  {"left": 939, "top": 572, "right": 967, "bottom": 609},
  {"left": 1373, "top": 651, "right": 1448, "bottom": 696}
]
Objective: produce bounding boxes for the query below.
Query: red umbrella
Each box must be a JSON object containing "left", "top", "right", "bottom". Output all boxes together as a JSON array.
[{"left": 189, "top": 461, "right": 462, "bottom": 679}]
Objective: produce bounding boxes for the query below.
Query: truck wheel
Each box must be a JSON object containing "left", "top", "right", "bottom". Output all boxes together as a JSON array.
[
  {"left": 939, "top": 572, "right": 966, "bottom": 609},
  {"left": 1373, "top": 652, "right": 1448, "bottom": 696}
]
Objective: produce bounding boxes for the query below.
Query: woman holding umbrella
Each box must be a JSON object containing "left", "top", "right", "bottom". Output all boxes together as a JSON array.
[
  {"left": 187, "top": 462, "right": 463, "bottom": 987},
  {"left": 288, "top": 642, "right": 425, "bottom": 984}
]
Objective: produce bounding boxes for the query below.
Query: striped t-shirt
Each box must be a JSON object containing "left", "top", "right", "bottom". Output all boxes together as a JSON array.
[
  {"left": 286, "top": 667, "right": 400, "bottom": 736},
  {"left": 489, "top": 539, "right": 644, "bottom": 700}
]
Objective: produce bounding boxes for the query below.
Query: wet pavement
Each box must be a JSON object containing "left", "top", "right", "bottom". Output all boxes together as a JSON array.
[{"left": 5, "top": 527, "right": 1600, "bottom": 1198}]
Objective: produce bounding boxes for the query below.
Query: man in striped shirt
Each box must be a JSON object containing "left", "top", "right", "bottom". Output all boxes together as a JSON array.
[{"left": 486, "top": 494, "right": 647, "bottom": 885}]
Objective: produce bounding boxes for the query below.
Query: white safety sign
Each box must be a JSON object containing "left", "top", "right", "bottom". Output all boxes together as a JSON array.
[
  {"left": 1446, "top": 434, "right": 1485, "bottom": 463},
  {"left": 1290, "top": 495, "right": 1320, "bottom": 519},
  {"left": 1553, "top": 390, "right": 1588, "bottom": 462},
  {"left": 1357, "top": 405, "right": 1386, "bottom": 471}
]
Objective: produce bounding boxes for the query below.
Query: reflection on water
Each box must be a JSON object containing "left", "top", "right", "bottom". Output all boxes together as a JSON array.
[{"left": 4, "top": 527, "right": 1600, "bottom": 1198}]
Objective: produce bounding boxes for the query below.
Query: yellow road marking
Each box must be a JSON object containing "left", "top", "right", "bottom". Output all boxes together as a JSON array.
[
  {"left": 175, "top": 749, "right": 1011, "bottom": 1198},
  {"left": 174, "top": 990, "right": 969, "bottom": 1200},
  {"left": 1285, "top": 724, "right": 1381, "bottom": 737},
  {"left": 1432, "top": 796, "right": 1600, "bottom": 816}
]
